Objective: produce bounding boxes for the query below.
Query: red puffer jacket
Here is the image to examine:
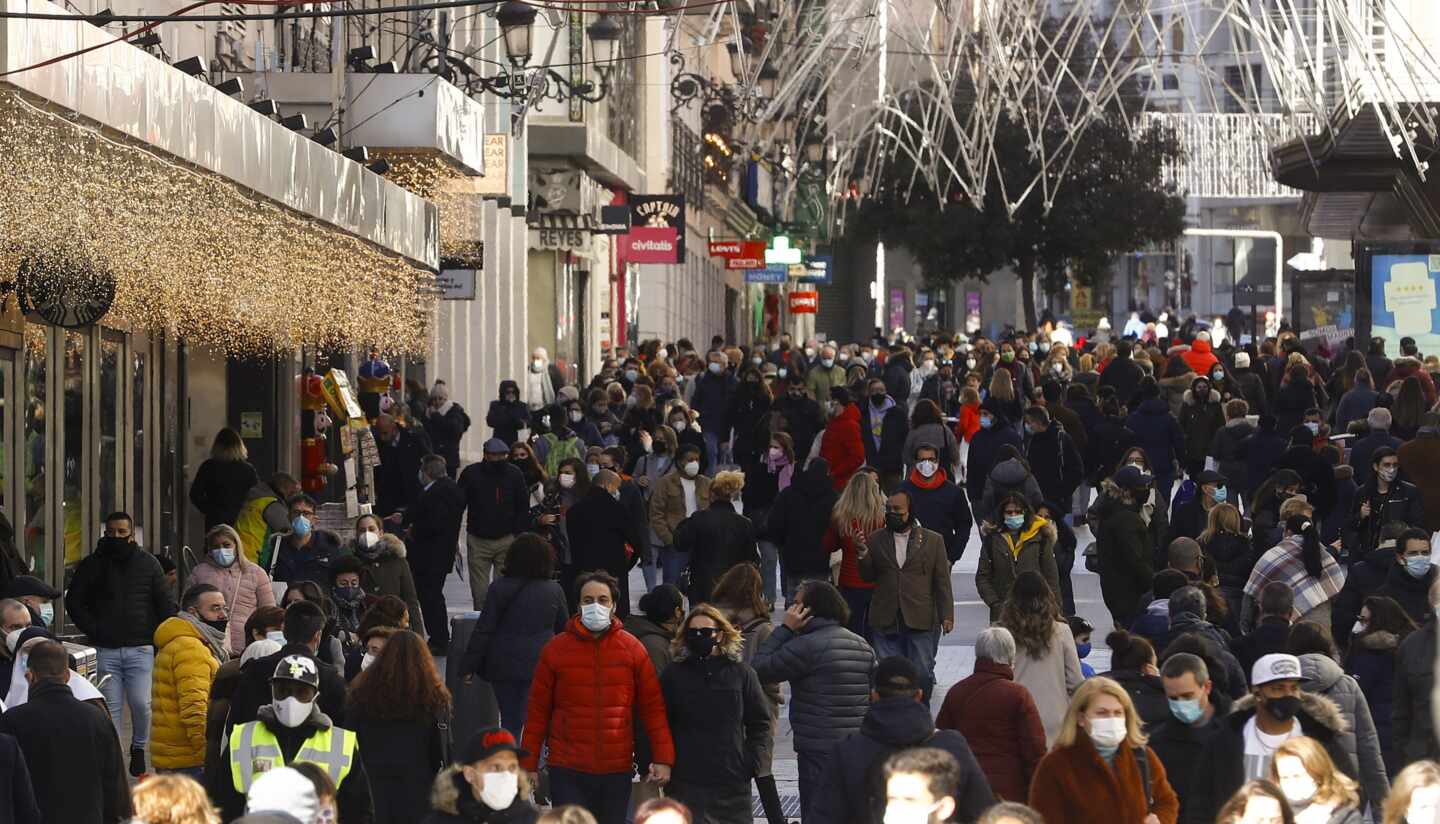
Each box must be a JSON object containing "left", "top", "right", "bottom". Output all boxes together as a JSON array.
[
  {"left": 820, "top": 403, "right": 866, "bottom": 491},
  {"left": 520, "top": 616, "right": 675, "bottom": 774}
]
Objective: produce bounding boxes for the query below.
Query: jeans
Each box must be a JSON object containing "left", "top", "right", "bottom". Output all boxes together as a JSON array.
[
  {"left": 841, "top": 587, "right": 874, "bottom": 643},
  {"left": 492, "top": 679, "right": 530, "bottom": 739},
  {"left": 797, "top": 749, "right": 831, "bottom": 822},
  {"left": 659, "top": 546, "right": 690, "bottom": 586},
  {"left": 703, "top": 430, "right": 722, "bottom": 469},
  {"left": 758, "top": 538, "right": 780, "bottom": 604},
  {"left": 640, "top": 558, "right": 658, "bottom": 592},
  {"left": 873, "top": 624, "right": 939, "bottom": 701},
  {"left": 97, "top": 645, "right": 154, "bottom": 749},
  {"left": 466, "top": 533, "right": 515, "bottom": 610},
  {"left": 549, "top": 767, "right": 633, "bottom": 824}
]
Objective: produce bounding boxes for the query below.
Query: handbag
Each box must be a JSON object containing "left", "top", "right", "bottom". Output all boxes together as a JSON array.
[{"left": 1083, "top": 540, "right": 1100, "bottom": 573}]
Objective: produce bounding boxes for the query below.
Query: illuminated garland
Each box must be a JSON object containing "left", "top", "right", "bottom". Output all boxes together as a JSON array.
[
  {"left": 0, "top": 93, "right": 436, "bottom": 355},
  {"left": 371, "top": 151, "right": 486, "bottom": 257}
]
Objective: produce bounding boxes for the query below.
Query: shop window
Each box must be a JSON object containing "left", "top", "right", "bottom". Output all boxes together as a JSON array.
[
  {"left": 133, "top": 347, "right": 146, "bottom": 533},
  {"left": 62, "top": 330, "right": 85, "bottom": 577},
  {"left": 22, "top": 324, "right": 45, "bottom": 578},
  {"left": 99, "top": 334, "right": 120, "bottom": 521}
]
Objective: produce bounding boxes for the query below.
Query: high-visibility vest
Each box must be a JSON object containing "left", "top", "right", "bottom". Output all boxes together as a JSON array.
[
  {"left": 234, "top": 496, "right": 278, "bottom": 566},
  {"left": 228, "top": 721, "right": 357, "bottom": 794}
]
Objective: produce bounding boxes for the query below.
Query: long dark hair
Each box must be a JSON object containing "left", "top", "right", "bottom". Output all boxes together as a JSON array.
[
  {"left": 1000, "top": 571, "right": 1059, "bottom": 658},
  {"left": 1284, "top": 513, "right": 1325, "bottom": 579},
  {"left": 1251, "top": 469, "right": 1303, "bottom": 516},
  {"left": 345, "top": 629, "right": 451, "bottom": 721}
]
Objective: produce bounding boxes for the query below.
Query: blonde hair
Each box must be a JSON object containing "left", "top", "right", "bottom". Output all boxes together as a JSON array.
[
  {"left": 1054, "top": 677, "right": 1148, "bottom": 750},
  {"left": 1384, "top": 760, "right": 1440, "bottom": 824},
  {"left": 540, "top": 806, "right": 599, "bottom": 824},
  {"left": 132, "top": 774, "right": 221, "bottom": 824},
  {"left": 832, "top": 470, "right": 885, "bottom": 539},
  {"left": 1078, "top": 354, "right": 1095, "bottom": 372},
  {"left": 1270, "top": 737, "right": 1358, "bottom": 809},
  {"left": 1199, "top": 502, "right": 1242, "bottom": 545},
  {"left": 960, "top": 386, "right": 981, "bottom": 406},
  {"left": 670, "top": 603, "right": 742, "bottom": 658},
  {"left": 711, "top": 470, "right": 745, "bottom": 501},
  {"left": 989, "top": 369, "right": 1016, "bottom": 402},
  {"left": 1279, "top": 496, "right": 1314, "bottom": 522}
]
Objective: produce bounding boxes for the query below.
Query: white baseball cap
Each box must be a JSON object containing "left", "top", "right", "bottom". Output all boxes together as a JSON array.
[
  {"left": 1251, "top": 653, "right": 1303, "bottom": 687},
  {"left": 246, "top": 767, "right": 318, "bottom": 823}
]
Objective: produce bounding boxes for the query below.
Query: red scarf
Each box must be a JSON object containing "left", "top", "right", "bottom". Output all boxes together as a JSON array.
[{"left": 908, "top": 467, "right": 947, "bottom": 490}]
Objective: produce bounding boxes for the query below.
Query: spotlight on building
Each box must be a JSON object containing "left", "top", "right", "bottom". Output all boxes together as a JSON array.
[
  {"left": 347, "top": 45, "right": 376, "bottom": 67},
  {"left": 372, "top": 61, "right": 398, "bottom": 74},
  {"left": 130, "top": 32, "right": 162, "bottom": 49},
  {"left": 174, "top": 55, "right": 207, "bottom": 77},
  {"left": 281, "top": 113, "right": 309, "bottom": 131},
  {"left": 248, "top": 99, "right": 280, "bottom": 117},
  {"left": 312, "top": 126, "right": 339, "bottom": 146},
  {"left": 367, "top": 158, "right": 392, "bottom": 175},
  {"left": 342, "top": 146, "right": 371, "bottom": 163},
  {"left": 213, "top": 77, "right": 244, "bottom": 96}
]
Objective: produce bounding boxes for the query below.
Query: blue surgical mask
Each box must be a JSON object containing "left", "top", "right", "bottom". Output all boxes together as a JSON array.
[
  {"left": 291, "top": 515, "right": 312, "bottom": 538},
  {"left": 1076, "top": 642, "right": 1091, "bottom": 659},
  {"left": 211, "top": 546, "right": 237, "bottom": 567},
  {"left": 1212, "top": 486, "right": 1227, "bottom": 503},
  {"left": 37, "top": 603, "right": 53, "bottom": 627},
  {"left": 1004, "top": 514, "right": 1025, "bottom": 530},
  {"left": 1305, "top": 421, "right": 1320, "bottom": 435},
  {"left": 1168, "top": 697, "right": 1204, "bottom": 724},
  {"left": 1406, "top": 556, "right": 1432, "bottom": 578},
  {"left": 979, "top": 416, "right": 993, "bottom": 429}
]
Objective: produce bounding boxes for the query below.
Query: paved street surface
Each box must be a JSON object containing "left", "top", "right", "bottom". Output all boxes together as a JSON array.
[{"left": 440, "top": 521, "right": 1115, "bottom": 820}]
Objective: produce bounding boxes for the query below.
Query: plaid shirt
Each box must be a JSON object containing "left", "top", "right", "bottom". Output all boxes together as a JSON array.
[{"left": 1243, "top": 535, "right": 1347, "bottom": 618}]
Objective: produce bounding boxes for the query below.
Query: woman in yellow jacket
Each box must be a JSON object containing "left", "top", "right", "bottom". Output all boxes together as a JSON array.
[
  {"left": 976, "top": 493, "right": 1060, "bottom": 622},
  {"left": 151, "top": 582, "right": 229, "bottom": 774}
]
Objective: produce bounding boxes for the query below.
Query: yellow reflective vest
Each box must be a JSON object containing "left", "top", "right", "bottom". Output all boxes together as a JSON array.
[{"left": 228, "top": 720, "right": 357, "bottom": 794}]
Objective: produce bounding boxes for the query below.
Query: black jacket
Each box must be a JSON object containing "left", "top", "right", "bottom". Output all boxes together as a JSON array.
[
  {"left": 423, "top": 403, "right": 471, "bottom": 475},
  {"left": 1207, "top": 420, "right": 1256, "bottom": 496},
  {"left": 374, "top": 426, "right": 434, "bottom": 518},
  {"left": 724, "top": 385, "right": 773, "bottom": 468},
  {"left": 1085, "top": 416, "right": 1137, "bottom": 486},
  {"left": 1274, "top": 444, "right": 1338, "bottom": 520},
  {"left": 773, "top": 395, "right": 823, "bottom": 459},
  {"left": 1203, "top": 531, "right": 1254, "bottom": 593},
  {"left": 1352, "top": 479, "right": 1426, "bottom": 559},
  {"left": 345, "top": 708, "right": 444, "bottom": 824},
  {"left": 65, "top": 539, "right": 176, "bottom": 648},
  {"left": 1183, "top": 693, "right": 1357, "bottom": 824},
  {"left": 1149, "top": 695, "right": 1231, "bottom": 821},
  {"left": 0, "top": 681, "right": 128, "bottom": 824},
  {"left": 1023, "top": 425, "right": 1084, "bottom": 509},
  {"left": 1375, "top": 561, "right": 1437, "bottom": 628},
  {"left": 1331, "top": 550, "right": 1396, "bottom": 648},
  {"left": 765, "top": 462, "right": 839, "bottom": 576},
  {"left": 189, "top": 457, "right": 260, "bottom": 529},
  {"left": 460, "top": 576, "right": 568, "bottom": 683},
  {"left": 485, "top": 381, "right": 530, "bottom": 446},
  {"left": 1099, "top": 356, "right": 1146, "bottom": 406},
  {"left": 565, "top": 487, "right": 646, "bottom": 589},
  {"left": 422, "top": 769, "right": 540, "bottom": 824},
  {"left": 1098, "top": 505, "right": 1153, "bottom": 624},
  {"left": 403, "top": 477, "right": 467, "bottom": 577},
  {"left": 457, "top": 461, "right": 531, "bottom": 539},
  {"left": 813, "top": 696, "right": 994, "bottom": 824},
  {"left": 965, "top": 417, "right": 1024, "bottom": 505},
  {"left": 660, "top": 650, "right": 770, "bottom": 789},
  {"left": 226, "top": 643, "right": 349, "bottom": 726},
  {"left": 1102, "top": 669, "right": 1170, "bottom": 730},
  {"left": 674, "top": 501, "right": 759, "bottom": 604},
  {"left": 0, "top": 734, "right": 38, "bottom": 824},
  {"left": 1395, "top": 621, "right": 1440, "bottom": 767},
  {"left": 899, "top": 475, "right": 974, "bottom": 563},
  {"left": 883, "top": 358, "right": 913, "bottom": 403},
  {"left": 272, "top": 530, "right": 347, "bottom": 591},
  {"left": 752, "top": 618, "right": 876, "bottom": 754},
  {"left": 1230, "top": 617, "right": 1293, "bottom": 678},
  {"left": 859, "top": 401, "right": 909, "bottom": 475}
]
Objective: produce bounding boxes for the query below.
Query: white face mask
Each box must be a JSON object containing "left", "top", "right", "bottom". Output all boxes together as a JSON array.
[
  {"left": 1088, "top": 716, "right": 1127, "bottom": 749},
  {"left": 479, "top": 771, "right": 520, "bottom": 811},
  {"left": 916, "top": 460, "right": 938, "bottom": 478},
  {"left": 211, "top": 546, "right": 237, "bottom": 567},
  {"left": 1279, "top": 775, "right": 1317, "bottom": 805},
  {"left": 273, "top": 696, "right": 314, "bottom": 728},
  {"left": 4, "top": 628, "right": 23, "bottom": 654},
  {"left": 531, "top": 358, "right": 544, "bottom": 372},
  {"left": 1406, "top": 785, "right": 1440, "bottom": 824},
  {"left": 266, "top": 630, "right": 286, "bottom": 643},
  {"left": 360, "top": 652, "right": 376, "bottom": 671},
  {"left": 580, "top": 602, "right": 612, "bottom": 632},
  {"left": 358, "top": 531, "right": 380, "bottom": 549},
  {"left": 682, "top": 461, "right": 700, "bottom": 477},
  {"left": 883, "top": 800, "right": 941, "bottom": 824},
  {"left": 558, "top": 473, "right": 576, "bottom": 489}
]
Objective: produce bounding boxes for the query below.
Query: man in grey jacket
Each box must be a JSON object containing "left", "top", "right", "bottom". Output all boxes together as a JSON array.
[
  {"left": 753, "top": 580, "right": 875, "bottom": 824},
  {"left": 858, "top": 491, "right": 954, "bottom": 702}
]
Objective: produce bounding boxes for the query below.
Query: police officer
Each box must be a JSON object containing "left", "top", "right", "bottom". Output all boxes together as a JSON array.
[{"left": 208, "top": 654, "right": 375, "bottom": 823}]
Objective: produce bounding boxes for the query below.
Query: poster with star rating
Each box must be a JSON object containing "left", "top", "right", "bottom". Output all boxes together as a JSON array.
[{"left": 1369, "top": 248, "right": 1440, "bottom": 354}]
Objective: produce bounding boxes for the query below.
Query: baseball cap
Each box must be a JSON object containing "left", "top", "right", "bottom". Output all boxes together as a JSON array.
[
  {"left": 1114, "top": 464, "right": 1153, "bottom": 491},
  {"left": 1252, "top": 653, "right": 1303, "bottom": 687},
  {"left": 459, "top": 727, "right": 529, "bottom": 764},
  {"left": 270, "top": 654, "right": 321, "bottom": 688},
  {"left": 483, "top": 438, "right": 509, "bottom": 454},
  {"left": 873, "top": 656, "right": 923, "bottom": 692},
  {"left": 1195, "top": 469, "right": 1227, "bottom": 486}
]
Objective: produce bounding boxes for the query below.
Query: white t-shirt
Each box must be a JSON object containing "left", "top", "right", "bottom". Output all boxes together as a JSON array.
[
  {"left": 895, "top": 530, "right": 911, "bottom": 569},
  {"left": 681, "top": 477, "right": 698, "bottom": 516},
  {"left": 1242, "top": 716, "right": 1301, "bottom": 780}
]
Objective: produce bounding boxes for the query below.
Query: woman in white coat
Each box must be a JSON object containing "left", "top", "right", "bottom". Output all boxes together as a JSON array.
[{"left": 1000, "top": 570, "right": 1084, "bottom": 745}]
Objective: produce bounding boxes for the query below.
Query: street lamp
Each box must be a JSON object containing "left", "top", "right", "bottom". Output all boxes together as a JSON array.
[
  {"left": 586, "top": 14, "right": 623, "bottom": 73},
  {"left": 496, "top": 1, "right": 537, "bottom": 68},
  {"left": 726, "top": 43, "right": 744, "bottom": 80},
  {"left": 757, "top": 63, "right": 779, "bottom": 98},
  {"left": 803, "top": 133, "right": 825, "bottom": 165}
]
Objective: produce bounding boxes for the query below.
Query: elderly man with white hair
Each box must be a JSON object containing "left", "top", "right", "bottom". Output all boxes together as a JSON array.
[
  {"left": 935, "top": 627, "right": 1048, "bottom": 802},
  {"left": 526, "top": 347, "right": 560, "bottom": 411}
]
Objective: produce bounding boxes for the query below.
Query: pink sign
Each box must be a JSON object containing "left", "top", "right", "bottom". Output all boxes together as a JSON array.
[{"left": 622, "top": 227, "right": 681, "bottom": 264}]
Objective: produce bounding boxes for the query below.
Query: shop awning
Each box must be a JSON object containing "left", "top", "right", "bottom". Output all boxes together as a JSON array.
[{"left": 526, "top": 213, "right": 598, "bottom": 232}]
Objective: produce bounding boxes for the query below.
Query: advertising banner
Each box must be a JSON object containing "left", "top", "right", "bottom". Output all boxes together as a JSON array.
[
  {"left": 745, "top": 266, "right": 788, "bottom": 284},
  {"left": 789, "top": 291, "right": 819, "bottom": 313},
  {"left": 631, "top": 194, "right": 686, "bottom": 260},
  {"left": 1368, "top": 249, "right": 1440, "bottom": 353},
  {"left": 622, "top": 227, "right": 680, "bottom": 264},
  {"left": 709, "top": 240, "right": 767, "bottom": 269}
]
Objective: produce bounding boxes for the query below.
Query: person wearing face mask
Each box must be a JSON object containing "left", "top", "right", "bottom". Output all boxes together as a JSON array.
[
  {"left": 424, "top": 727, "right": 540, "bottom": 824},
  {"left": 1353, "top": 448, "right": 1425, "bottom": 561},
  {"left": 1097, "top": 466, "right": 1158, "bottom": 628},
  {"left": 1264, "top": 736, "right": 1364, "bottom": 823},
  {"left": 1027, "top": 677, "right": 1179, "bottom": 824},
  {"left": 271, "top": 494, "right": 346, "bottom": 597},
  {"left": 206, "top": 606, "right": 287, "bottom": 777},
  {"left": 328, "top": 557, "right": 370, "bottom": 650},
  {"left": 656, "top": 606, "right": 771, "bottom": 824},
  {"left": 1, "top": 575, "right": 58, "bottom": 631},
  {"left": 672, "top": 472, "right": 758, "bottom": 605},
  {"left": 210, "top": 654, "right": 373, "bottom": 823},
  {"left": 966, "top": 402, "right": 1025, "bottom": 513},
  {"left": 725, "top": 368, "right": 774, "bottom": 469},
  {"left": 535, "top": 403, "right": 585, "bottom": 477},
  {"left": 371, "top": 414, "right": 433, "bottom": 522},
  {"left": 805, "top": 345, "right": 848, "bottom": 406},
  {"left": 1242, "top": 512, "right": 1346, "bottom": 634},
  {"left": 227, "top": 600, "right": 349, "bottom": 728},
  {"left": 486, "top": 380, "right": 531, "bottom": 450},
  {"left": 150, "top": 583, "right": 228, "bottom": 777},
  {"left": 1187, "top": 654, "right": 1357, "bottom": 824},
  {"left": 878, "top": 748, "right": 971, "bottom": 824},
  {"left": 526, "top": 347, "right": 560, "bottom": 411},
  {"left": 456, "top": 439, "right": 532, "bottom": 612},
  {"left": 1395, "top": 577, "right": 1440, "bottom": 771},
  {"left": 899, "top": 442, "right": 973, "bottom": 568},
  {"left": 422, "top": 380, "right": 472, "bottom": 479},
  {"left": 1149, "top": 654, "right": 1230, "bottom": 820},
  {"left": 821, "top": 386, "right": 868, "bottom": 492},
  {"left": 976, "top": 494, "right": 1058, "bottom": 623},
  {"left": 522, "top": 573, "right": 674, "bottom": 824},
  {"left": 649, "top": 445, "right": 713, "bottom": 587},
  {"left": 64, "top": 510, "right": 178, "bottom": 777},
  {"left": 773, "top": 379, "right": 824, "bottom": 458},
  {"left": 562, "top": 470, "right": 644, "bottom": 615},
  {"left": 690, "top": 351, "right": 738, "bottom": 468},
  {"left": 189, "top": 523, "right": 277, "bottom": 652},
  {"left": 1383, "top": 760, "right": 1440, "bottom": 824},
  {"left": 346, "top": 514, "right": 422, "bottom": 637},
  {"left": 1177, "top": 377, "right": 1225, "bottom": 481},
  {"left": 1168, "top": 469, "right": 1230, "bottom": 544}
]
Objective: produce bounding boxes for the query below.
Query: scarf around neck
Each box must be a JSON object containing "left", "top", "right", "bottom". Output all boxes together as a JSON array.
[
  {"left": 765, "top": 451, "right": 795, "bottom": 490},
  {"left": 180, "top": 611, "right": 229, "bottom": 662}
]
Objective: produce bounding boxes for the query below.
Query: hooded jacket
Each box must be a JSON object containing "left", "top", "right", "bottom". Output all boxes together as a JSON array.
[
  {"left": 347, "top": 534, "right": 422, "bottom": 636},
  {"left": 423, "top": 767, "right": 539, "bottom": 824},
  {"left": 752, "top": 617, "right": 875, "bottom": 754},
  {"left": 520, "top": 616, "right": 675, "bottom": 775},
  {"left": 935, "top": 660, "right": 1046, "bottom": 803},
  {"left": 1023, "top": 424, "right": 1085, "bottom": 507},
  {"left": 151, "top": 615, "right": 222, "bottom": 769},
  {"left": 1182, "top": 692, "right": 1356, "bottom": 824},
  {"left": 820, "top": 403, "right": 866, "bottom": 491},
  {"left": 1126, "top": 398, "right": 1186, "bottom": 481},
  {"left": 965, "top": 412, "right": 1024, "bottom": 505},
  {"left": 485, "top": 380, "right": 530, "bottom": 445},
  {"left": 65, "top": 538, "right": 177, "bottom": 648},
  {"left": 1099, "top": 354, "right": 1146, "bottom": 405},
  {"left": 765, "top": 460, "right": 840, "bottom": 576},
  {"left": 189, "top": 553, "right": 278, "bottom": 652},
  {"left": 1344, "top": 630, "right": 1401, "bottom": 767},
  {"left": 1181, "top": 338, "right": 1220, "bottom": 376},
  {"left": 1298, "top": 652, "right": 1389, "bottom": 806},
  {"left": 660, "top": 632, "right": 771, "bottom": 789},
  {"left": 976, "top": 517, "right": 1059, "bottom": 622},
  {"left": 1177, "top": 385, "right": 1225, "bottom": 469},
  {"left": 814, "top": 696, "right": 995, "bottom": 824},
  {"left": 899, "top": 468, "right": 974, "bottom": 563},
  {"left": 1207, "top": 418, "right": 1256, "bottom": 496},
  {"left": 977, "top": 458, "right": 1046, "bottom": 522}
]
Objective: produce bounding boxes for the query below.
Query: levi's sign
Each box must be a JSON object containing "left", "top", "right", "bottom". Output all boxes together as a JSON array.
[{"left": 709, "top": 240, "right": 767, "bottom": 270}]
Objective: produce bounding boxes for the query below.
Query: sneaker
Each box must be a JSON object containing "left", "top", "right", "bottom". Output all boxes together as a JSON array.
[{"left": 128, "top": 746, "right": 146, "bottom": 778}]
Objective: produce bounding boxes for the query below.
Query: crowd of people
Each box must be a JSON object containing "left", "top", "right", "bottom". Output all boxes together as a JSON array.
[{"left": 5, "top": 324, "right": 1440, "bottom": 824}]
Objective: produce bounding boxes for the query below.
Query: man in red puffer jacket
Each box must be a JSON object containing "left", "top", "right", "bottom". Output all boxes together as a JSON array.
[{"left": 521, "top": 570, "right": 674, "bottom": 824}]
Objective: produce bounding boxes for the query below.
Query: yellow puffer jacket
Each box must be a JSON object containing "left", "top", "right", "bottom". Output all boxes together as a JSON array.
[{"left": 151, "top": 616, "right": 221, "bottom": 769}]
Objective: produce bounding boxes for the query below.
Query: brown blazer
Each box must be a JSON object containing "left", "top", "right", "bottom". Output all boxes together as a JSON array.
[
  {"left": 857, "top": 525, "right": 954, "bottom": 631},
  {"left": 647, "top": 470, "right": 713, "bottom": 545}
]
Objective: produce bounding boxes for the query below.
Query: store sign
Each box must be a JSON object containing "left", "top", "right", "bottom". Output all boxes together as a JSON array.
[
  {"left": 797, "top": 255, "right": 833, "bottom": 285},
  {"left": 471, "top": 134, "right": 509, "bottom": 196},
  {"left": 596, "top": 205, "right": 631, "bottom": 235},
  {"left": 531, "top": 225, "right": 592, "bottom": 253},
  {"left": 745, "top": 266, "right": 788, "bottom": 284},
  {"left": 709, "top": 240, "right": 767, "bottom": 270},
  {"left": 437, "top": 268, "right": 478, "bottom": 300},
  {"left": 631, "top": 194, "right": 686, "bottom": 259},
  {"left": 622, "top": 227, "right": 680, "bottom": 264},
  {"left": 789, "top": 291, "right": 819, "bottom": 314}
]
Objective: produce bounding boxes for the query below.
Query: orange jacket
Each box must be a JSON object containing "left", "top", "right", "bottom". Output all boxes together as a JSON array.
[
  {"left": 1029, "top": 735, "right": 1178, "bottom": 824},
  {"left": 521, "top": 616, "right": 675, "bottom": 774},
  {"left": 957, "top": 403, "right": 982, "bottom": 443},
  {"left": 1180, "top": 338, "right": 1220, "bottom": 376}
]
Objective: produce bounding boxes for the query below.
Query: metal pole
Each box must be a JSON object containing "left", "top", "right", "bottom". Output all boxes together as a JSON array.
[{"left": 1182, "top": 228, "right": 1285, "bottom": 326}]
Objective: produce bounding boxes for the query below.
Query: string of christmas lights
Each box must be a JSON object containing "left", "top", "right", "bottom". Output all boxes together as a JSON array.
[{"left": 0, "top": 92, "right": 436, "bottom": 356}]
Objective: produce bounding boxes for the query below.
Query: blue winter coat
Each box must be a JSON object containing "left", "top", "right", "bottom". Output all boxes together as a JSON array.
[
  {"left": 1346, "top": 631, "right": 1402, "bottom": 771},
  {"left": 691, "top": 371, "right": 738, "bottom": 433},
  {"left": 1126, "top": 398, "right": 1185, "bottom": 481},
  {"left": 752, "top": 618, "right": 875, "bottom": 755},
  {"left": 900, "top": 476, "right": 974, "bottom": 563},
  {"left": 966, "top": 422, "right": 1023, "bottom": 505}
]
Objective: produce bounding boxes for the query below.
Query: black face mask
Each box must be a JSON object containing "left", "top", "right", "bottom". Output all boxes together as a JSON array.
[
  {"left": 684, "top": 629, "right": 717, "bottom": 658},
  {"left": 871, "top": 393, "right": 887, "bottom": 406},
  {"left": 1264, "top": 695, "right": 1302, "bottom": 723},
  {"left": 97, "top": 536, "right": 134, "bottom": 556},
  {"left": 202, "top": 617, "right": 228, "bottom": 634},
  {"left": 885, "top": 512, "right": 910, "bottom": 533}
]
